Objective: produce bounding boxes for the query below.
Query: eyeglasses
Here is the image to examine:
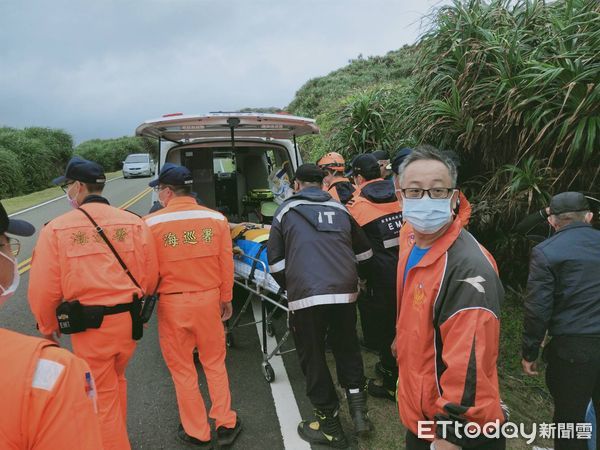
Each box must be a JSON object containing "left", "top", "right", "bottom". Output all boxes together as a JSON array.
[
  {"left": 400, "top": 188, "right": 456, "bottom": 199},
  {"left": 0, "top": 237, "right": 21, "bottom": 256},
  {"left": 60, "top": 181, "right": 75, "bottom": 194},
  {"left": 153, "top": 185, "right": 167, "bottom": 192}
]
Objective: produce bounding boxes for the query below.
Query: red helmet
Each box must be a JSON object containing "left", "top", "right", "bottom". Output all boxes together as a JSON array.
[{"left": 317, "top": 152, "right": 345, "bottom": 172}]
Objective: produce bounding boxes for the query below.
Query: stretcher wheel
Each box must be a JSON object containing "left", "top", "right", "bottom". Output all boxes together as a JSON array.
[
  {"left": 226, "top": 333, "right": 234, "bottom": 348},
  {"left": 262, "top": 363, "right": 275, "bottom": 383},
  {"left": 267, "top": 322, "right": 275, "bottom": 337}
]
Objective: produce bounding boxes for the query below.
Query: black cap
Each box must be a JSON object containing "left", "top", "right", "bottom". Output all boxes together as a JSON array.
[
  {"left": 388, "top": 147, "right": 413, "bottom": 174},
  {"left": 294, "top": 163, "right": 325, "bottom": 183},
  {"left": 549, "top": 192, "right": 590, "bottom": 215},
  {"left": 0, "top": 202, "right": 35, "bottom": 237},
  {"left": 372, "top": 150, "right": 390, "bottom": 161},
  {"left": 347, "top": 153, "right": 380, "bottom": 177},
  {"left": 52, "top": 156, "right": 106, "bottom": 185},
  {"left": 149, "top": 163, "right": 193, "bottom": 187}
]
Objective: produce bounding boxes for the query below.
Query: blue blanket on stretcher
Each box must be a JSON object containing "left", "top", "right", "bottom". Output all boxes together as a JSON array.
[{"left": 235, "top": 239, "right": 270, "bottom": 273}]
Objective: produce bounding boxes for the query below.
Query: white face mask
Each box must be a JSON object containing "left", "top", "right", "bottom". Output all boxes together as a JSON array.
[
  {"left": 0, "top": 252, "right": 19, "bottom": 305},
  {"left": 66, "top": 183, "right": 79, "bottom": 209},
  {"left": 402, "top": 195, "right": 454, "bottom": 234}
]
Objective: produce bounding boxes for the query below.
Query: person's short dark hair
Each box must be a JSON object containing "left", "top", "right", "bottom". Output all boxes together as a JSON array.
[
  {"left": 165, "top": 184, "right": 193, "bottom": 196},
  {"left": 294, "top": 164, "right": 325, "bottom": 183},
  {"left": 83, "top": 182, "right": 105, "bottom": 193},
  {"left": 398, "top": 145, "right": 457, "bottom": 186},
  {"left": 350, "top": 154, "right": 380, "bottom": 181}
]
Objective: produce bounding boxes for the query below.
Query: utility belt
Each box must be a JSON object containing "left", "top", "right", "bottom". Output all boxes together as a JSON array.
[
  {"left": 56, "top": 293, "right": 158, "bottom": 340},
  {"left": 60, "top": 207, "right": 161, "bottom": 341}
]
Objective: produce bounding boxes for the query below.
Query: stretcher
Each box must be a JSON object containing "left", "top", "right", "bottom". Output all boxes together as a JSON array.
[{"left": 227, "top": 224, "right": 294, "bottom": 383}]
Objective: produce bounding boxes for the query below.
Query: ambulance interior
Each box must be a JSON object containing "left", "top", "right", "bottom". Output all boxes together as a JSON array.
[{"left": 166, "top": 142, "right": 294, "bottom": 224}]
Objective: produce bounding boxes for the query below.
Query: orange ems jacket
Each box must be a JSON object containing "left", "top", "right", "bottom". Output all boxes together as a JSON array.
[
  {"left": 347, "top": 178, "right": 402, "bottom": 290},
  {"left": 144, "top": 196, "right": 234, "bottom": 301},
  {"left": 396, "top": 218, "right": 505, "bottom": 446},
  {"left": 29, "top": 196, "right": 160, "bottom": 335},
  {"left": 0, "top": 328, "right": 102, "bottom": 449},
  {"left": 325, "top": 178, "right": 355, "bottom": 205}
]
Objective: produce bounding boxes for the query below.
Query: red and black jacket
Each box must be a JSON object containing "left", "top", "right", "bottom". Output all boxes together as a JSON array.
[{"left": 396, "top": 219, "right": 505, "bottom": 446}]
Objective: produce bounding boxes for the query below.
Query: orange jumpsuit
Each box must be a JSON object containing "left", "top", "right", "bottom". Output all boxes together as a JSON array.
[
  {"left": 28, "top": 198, "right": 159, "bottom": 450},
  {"left": 0, "top": 328, "right": 102, "bottom": 449},
  {"left": 144, "top": 196, "right": 236, "bottom": 442}
]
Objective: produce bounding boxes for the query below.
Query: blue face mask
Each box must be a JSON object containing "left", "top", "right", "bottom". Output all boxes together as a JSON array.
[{"left": 402, "top": 195, "right": 453, "bottom": 234}]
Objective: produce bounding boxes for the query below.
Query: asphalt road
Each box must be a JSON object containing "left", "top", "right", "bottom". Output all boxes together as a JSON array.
[{"left": 0, "top": 176, "right": 328, "bottom": 450}]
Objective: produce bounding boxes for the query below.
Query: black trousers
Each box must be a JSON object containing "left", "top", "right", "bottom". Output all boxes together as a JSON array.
[
  {"left": 290, "top": 302, "right": 366, "bottom": 411},
  {"left": 405, "top": 431, "right": 506, "bottom": 450},
  {"left": 358, "top": 287, "right": 398, "bottom": 382},
  {"left": 545, "top": 336, "right": 600, "bottom": 450}
]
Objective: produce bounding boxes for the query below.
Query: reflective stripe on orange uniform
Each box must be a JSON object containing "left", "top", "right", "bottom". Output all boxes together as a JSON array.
[
  {"left": 144, "top": 196, "right": 236, "bottom": 442},
  {"left": 28, "top": 199, "right": 159, "bottom": 450},
  {"left": 144, "top": 197, "right": 233, "bottom": 299},
  {"left": 0, "top": 328, "right": 102, "bottom": 450}
]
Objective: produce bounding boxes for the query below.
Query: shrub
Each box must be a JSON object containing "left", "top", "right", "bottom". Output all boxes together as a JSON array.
[
  {"left": 75, "top": 136, "right": 156, "bottom": 172},
  {"left": 0, "top": 132, "right": 56, "bottom": 193},
  {"left": 0, "top": 147, "right": 26, "bottom": 198}
]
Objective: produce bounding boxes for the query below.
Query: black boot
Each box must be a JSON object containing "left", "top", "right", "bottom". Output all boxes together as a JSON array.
[
  {"left": 297, "top": 408, "right": 349, "bottom": 448},
  {"left": 367, "top": 378, "right": 395, "bottom": 402},
  {"left": 346, "top": 388, "right": 373, "bottom": 436}
]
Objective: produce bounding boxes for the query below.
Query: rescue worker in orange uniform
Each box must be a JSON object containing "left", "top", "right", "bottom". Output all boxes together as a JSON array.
[
  {"left": 317, "top": 152, "right": 355, "bottom": 204},
  {"left": 346, "top": 153, "right": 402, "bottom": 402},
  {"left": 28, "top": 157, "right": 159, "bottom": 450},
  {"left": 393, "top": 146, "right": 505, "bottom": 450},
  {"left": 144, "top": 163, "right": 241, "bottom": 448},
  {"left": 0, "top": 201, "right": 103, "bottom": 450}
]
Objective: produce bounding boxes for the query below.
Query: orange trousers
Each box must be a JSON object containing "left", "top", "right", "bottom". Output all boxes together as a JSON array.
[
  {"left": 158, "top": 290, "right": 237, "bottom": 441},
  {"left": 71, "top": 313, "right": 136, "bottom": 450}
]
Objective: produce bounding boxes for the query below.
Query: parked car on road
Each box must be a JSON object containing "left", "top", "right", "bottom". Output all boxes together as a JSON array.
[{"left": 122, "top": 153, "right": 155, "bottom": 178}]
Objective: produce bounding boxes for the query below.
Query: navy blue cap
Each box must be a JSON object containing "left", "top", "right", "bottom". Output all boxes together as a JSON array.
[
  {"left": 294, "top": 163, "right": 325, "bottom": 183},
  {"left": 388, "top": 147, "right": 413, "bottom": 174},
  {"left": 0, "top": 202, "right": 35, "bottom": 237},
  {"left": 148, "top": 163, "right": 193, "bottom": 187},
  {"left": 52, "top": 156, "right": 106, "bottom": 185},
  {"left": 372, "top": 150, "right": 390, "bottom": 161}
]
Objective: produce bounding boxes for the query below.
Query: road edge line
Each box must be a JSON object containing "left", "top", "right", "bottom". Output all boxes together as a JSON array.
[{"left": 251, "top": 299, "right": 310, "bottom": 450}]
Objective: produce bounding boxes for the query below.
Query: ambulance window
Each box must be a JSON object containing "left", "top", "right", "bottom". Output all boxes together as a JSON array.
[{"left": 213, "top": 152, "right": 235, "bottom": 174}]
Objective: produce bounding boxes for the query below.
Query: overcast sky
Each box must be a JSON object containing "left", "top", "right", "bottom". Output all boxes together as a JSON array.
[{"left": 0, "top": 0, "right": 446, "bottom": 144}]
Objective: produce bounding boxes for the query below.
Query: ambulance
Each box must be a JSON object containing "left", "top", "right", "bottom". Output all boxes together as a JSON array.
[{"left": 136, "top": 112, "right": 319, "bottom": 223}]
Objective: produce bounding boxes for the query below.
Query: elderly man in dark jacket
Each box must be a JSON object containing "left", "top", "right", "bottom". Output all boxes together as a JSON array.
[
  {"left": 267, "top": 163, "right": 373, "bottom": 448},
  {"left": 522, "top": 191, "right": 600, "bottom": 450}
]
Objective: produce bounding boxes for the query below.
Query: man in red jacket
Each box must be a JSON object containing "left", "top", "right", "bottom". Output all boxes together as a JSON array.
[{"left": 393, "top": 145, "right": 506, "bottom": 450}]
